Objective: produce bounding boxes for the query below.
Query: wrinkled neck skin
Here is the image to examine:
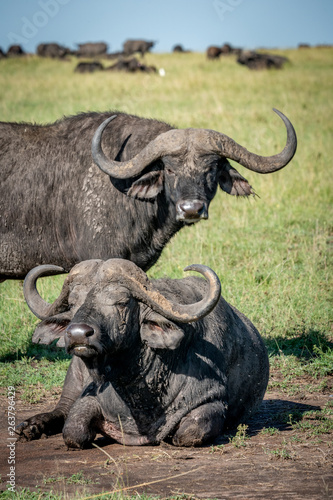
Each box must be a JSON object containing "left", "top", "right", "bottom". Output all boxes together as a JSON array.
[{"left": 81, "top": 342, "right": 152, "bottom": 386}]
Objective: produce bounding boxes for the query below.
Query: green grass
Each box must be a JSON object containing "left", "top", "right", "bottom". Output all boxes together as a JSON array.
[{"left": 0, "top": 48, "right": 332, "bottom": 400}]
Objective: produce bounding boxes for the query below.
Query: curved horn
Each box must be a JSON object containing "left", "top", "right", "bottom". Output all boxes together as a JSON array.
[
  {"left": 208, "top": 108, "right": 297, "bottom": 173},
  {"left": 92, "top": 109, "right": 296, "bottom": 179},
  {"left": 104, "top": 260, "right": 221, "bottom": 323},
  {"left": 23, "top": 265, "right": 65, "bottom": 320},
  {"left": 91, "top": 116, "right": 185, "bottom": 179}
]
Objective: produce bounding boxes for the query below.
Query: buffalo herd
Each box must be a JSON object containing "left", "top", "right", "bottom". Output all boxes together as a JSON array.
[
  {"left": 1, "top": 35, "right": 299, "bottom": 449},
  {"left": 0, "top": 39, "right": 299, "bottom": 72}
]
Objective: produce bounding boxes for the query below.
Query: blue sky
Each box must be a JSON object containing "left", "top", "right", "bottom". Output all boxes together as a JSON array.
[{"left": 0, "top": 0, "right": 332, "bottom": 54}]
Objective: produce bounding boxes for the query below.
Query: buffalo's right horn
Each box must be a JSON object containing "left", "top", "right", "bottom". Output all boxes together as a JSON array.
[{"left": 23, "top": 265, "right": 65, "bottom": 319}]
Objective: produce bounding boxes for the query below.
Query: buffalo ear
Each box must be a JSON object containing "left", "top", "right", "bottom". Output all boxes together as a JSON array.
[
  {"left": 140, "top": 312, "right": 185, "bottom": 350},
  {"left": 127, "top": 170, "right": 164, "bottom": 199},
  {"left": 219, "top": 164, "right": 256, "bottom": 197},
  {"left": 32, "top": 313, "right": 71, "bottom": 348}
]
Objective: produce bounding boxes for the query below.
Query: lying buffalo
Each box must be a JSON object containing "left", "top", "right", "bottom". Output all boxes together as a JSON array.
[
  {"left": 0, "top": 109, "right": 297, "bottom": 281},
  {"left": 237, "top": 51, "right": 289, "bottom": 70},
  {"left": 74, "top": 61, "right": 104, "bottom": 73},
  {"left": 106, "top": 57, "right": 157, "bottom": 73},
  {"left": 17, "top": 259, "right": 269, "bottom": 448}
]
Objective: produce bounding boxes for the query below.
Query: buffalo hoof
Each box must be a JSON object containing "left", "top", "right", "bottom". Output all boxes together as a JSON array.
[{"left": 16, "top": 412, "right": 65, "bottom": 441}]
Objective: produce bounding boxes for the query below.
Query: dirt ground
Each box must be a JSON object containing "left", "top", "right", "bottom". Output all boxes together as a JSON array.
[{"left": 1, "top": 377, "right": 332, "bottom": 500}]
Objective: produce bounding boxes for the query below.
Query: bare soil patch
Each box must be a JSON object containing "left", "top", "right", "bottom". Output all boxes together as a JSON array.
[{"left": 1, "top": 379, "right": 332, "bottom": 499}]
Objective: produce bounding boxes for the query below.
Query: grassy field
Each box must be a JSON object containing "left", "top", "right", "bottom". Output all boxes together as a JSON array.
[{"left": 0, "top": 48, "right": 332, "bottom": 404}]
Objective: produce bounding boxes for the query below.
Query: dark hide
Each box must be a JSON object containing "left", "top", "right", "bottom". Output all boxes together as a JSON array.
[
  {"left": 17, "top": 259, "right": 269, "bottom": 448},
  {"left": 37, "top": 43, "right": 70, "bottom": 58},
  {"left": 74, "top": 61, "right": 104, "bottom": 73},
  {"left": 76, "top": 42, "right": 108, "bottom": 57},
  {"left": 172, "top": 45, "right": 191, "bottom": 53},
  {"left": 7, "top": 45, "right": 25, "bottom": 57},
  {"left": 237, "top": 51, "right": 289, "bottom": 70},
  {"left": 206, "top": 46, "right": 222, "bottom": 59},
  {"left": 106, "top": 57, "right": 156, "bottom": 73},
  {"left": 123, "top": 39, "right": 155, "bottom": 57}
]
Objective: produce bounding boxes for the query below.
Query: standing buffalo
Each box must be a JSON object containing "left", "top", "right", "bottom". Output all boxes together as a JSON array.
[
  {"left": 123, "top": 39, "right": 155, "bottom": 57},
  {"left": 37, "top": 43, "right": 70, "bottom": 59},
  {"left": 7, "top": 45, "right": 25, "bottom": 57},
  {"left": 76, "top": 42, "right": 108, "bottom": 58},
  {"left": 17, "top": 258, "right": 269, "bottom": 448},
  {"left": 206, "top": 46, "right": 222, "bottom": 59},
  {"left": 0, "top": 109, "right": 296, "bottom": 281}
]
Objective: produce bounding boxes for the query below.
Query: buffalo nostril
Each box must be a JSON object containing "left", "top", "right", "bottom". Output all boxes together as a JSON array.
[
  {"left": 66, "top": 323, "right": 94, "bottom": 339},
  {"left": 179, "top": 200, "right": 207, "bottom": 218}
]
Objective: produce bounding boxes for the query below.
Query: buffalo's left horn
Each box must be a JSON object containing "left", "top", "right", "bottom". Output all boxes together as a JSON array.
[
  {"left": 23, "top": 265, "right": 65, "bottom": 319},
  {"left": 104, "top": 259, "right": 221, "bottom": 323},
  {"left": 208, "top": 108, "right": 297, "bottom": 173}
]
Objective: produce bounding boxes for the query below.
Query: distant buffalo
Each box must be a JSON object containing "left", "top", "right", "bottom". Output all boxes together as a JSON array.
[
  {"left": 106, "top": 57, "right": 156, "bottom": 73},
  {"left": 123, "top": 39, "right": 155, "bottom": 57},
  {"left": 7, "top": 45, "right": 25, "bottom": 57},
  {"left": 74, "top": 61, "right": 104, "bottom": 73},
  {"left": 220, "top": 43, "right": 242, "bottom": 55},
  {"left": 77, "top": 42, "right": 108, "bottom": 58},
  {"left": 37, "top": 43, "right": 70, "bottom": 59},
  {"left": 0, "top": 48, "right": 6, "bottom": 59},
  {"left": 106, "top": 52, "right": 124, "bottom": 60},
  {"left": 237, "top": 51, "right": 289, "bottom": 70},
  {"left": 172, "top": 44, "right": 191, "bottom": 53},
  {"left": 207, "top": 44, "right": 242, "bottom": 60},
  {"left": 206, "top": 46, "right": 222, "bottom": 59}
]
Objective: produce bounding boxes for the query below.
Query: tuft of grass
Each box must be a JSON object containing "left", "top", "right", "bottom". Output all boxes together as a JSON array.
[
  {"left": 260, "top": 427, "right": 280, "bottom": 436},
  {"left": 291, "top": 401, "right": 333, "bottom": 436},
  {"left": 228, "top": 424, "right": 250, "bottom": 448},
  {"left": 266, "top": 446, "right": 293, "bottom": 460},
  {"left": 0, "top": 357, "right": 70, "bottom": 402}
]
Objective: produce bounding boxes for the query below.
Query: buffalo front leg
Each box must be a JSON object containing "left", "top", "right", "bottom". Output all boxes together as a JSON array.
[
  {"left": 62, "top": 396, "right": 103, "bottom": 449},
  {"left": 16, "top": 356, "right": 90, "bottom": 441},
  {"left": 171, "top": 401, "right": 227, "bottom": 447}
]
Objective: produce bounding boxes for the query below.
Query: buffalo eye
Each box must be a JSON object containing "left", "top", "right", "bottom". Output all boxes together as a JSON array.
[{"left": 145, "top": 320, "right": 164, "bottom": 332}]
